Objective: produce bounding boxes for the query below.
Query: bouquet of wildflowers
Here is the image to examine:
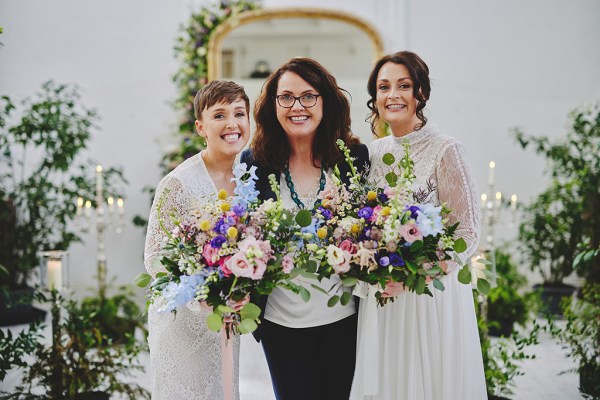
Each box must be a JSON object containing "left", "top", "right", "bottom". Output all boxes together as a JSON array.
[
  {"left": 307, "top": 140, "right": 489, "bottom": 306},
  {"left": 136, "top": 164, "right": 308, "bottom": 336}
]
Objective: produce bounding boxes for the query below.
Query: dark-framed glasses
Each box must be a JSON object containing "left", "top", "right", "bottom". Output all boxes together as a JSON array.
[{"left": 275, "top": 93, "right": 321, "bottom": 108}]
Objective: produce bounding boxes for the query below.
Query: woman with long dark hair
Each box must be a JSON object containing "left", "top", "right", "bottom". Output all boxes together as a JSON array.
[{"left": 241, "top": 57, "right": 369, "bottom": 400}]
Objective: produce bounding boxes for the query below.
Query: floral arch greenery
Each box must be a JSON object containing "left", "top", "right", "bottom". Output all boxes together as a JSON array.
[{"left": 163, "top": 0, "right": 260, "bottom": 172}]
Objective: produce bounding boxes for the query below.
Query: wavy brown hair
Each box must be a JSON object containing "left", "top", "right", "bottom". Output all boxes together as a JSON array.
[
  {"left": 251, "top": 57, "right": 359, "bottom": 172},
  {"left": 366, "top": 51, "right": 431, "bottom": 135}
]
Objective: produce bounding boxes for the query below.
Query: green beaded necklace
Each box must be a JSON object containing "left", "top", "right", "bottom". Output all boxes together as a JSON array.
[{"left": 283, "top": 164, "right": 327, "bottom": 209}]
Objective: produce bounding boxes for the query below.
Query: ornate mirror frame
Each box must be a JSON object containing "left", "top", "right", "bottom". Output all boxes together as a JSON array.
[{"left": 207, "top": 8, "right": 385, "bottom": 81}]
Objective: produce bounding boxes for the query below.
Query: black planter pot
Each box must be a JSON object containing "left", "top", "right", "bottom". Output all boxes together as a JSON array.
[
  {"left": 0, "top": 286, "right": 46, "bottom": 327},
  {"left": 580, "top": 363, "right": 600, "bottom": 397},
  {"left": 71, "top": 391, "right": 110, "bottom": 400},
  {"left": 533, "top": 283, "right": 577, "bottom": 316}
]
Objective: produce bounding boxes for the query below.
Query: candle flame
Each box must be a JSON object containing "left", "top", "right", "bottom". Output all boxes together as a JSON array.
[
  {"left": 85, "top": 200, "right": 92, "bottom": 208},
  {"left": 117, "top": 198, "right": 124, "bottom": 207},
  {"left": 77, "top": 197, "right": 84, "bottom": 207},
  {"left": 489, "top": 161, "right": 495, "bottom": 169},
  {"left": 107, "top": 196, "right": 114, "bottom": 205},
  {"left": 96, "top": 165, "right": 103, "bottom": 173},
  {"left": 495, "top": 191, "right": 502, "bottom": 200},
  {"left": 481, "top": 193, "right": 487, "bottom": 201},
  {"left": 511, "top": 194, "right": 517, "bottom": 202}
]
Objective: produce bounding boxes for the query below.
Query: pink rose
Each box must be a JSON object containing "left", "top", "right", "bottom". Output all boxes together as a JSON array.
[
  {"left": 370, "top": 205, "right": 382, "bottom": 222},
  {"left": 203, "top": 244, "right": 220, "bottom": 266},
  {"left": 339, "top": 239, "right": 357, "bottom": 254},
  {"left": 399, "top": 223, "right": 423, "bottom": 243},
  {"left": 226, "top": 253, "right": 253, "bottom": 278},
  {"left": 219, "top": 256, "right": 232, "bottom": 277},
  {"left": 281, "top": 254, "right": 294, "bottom": 274}
]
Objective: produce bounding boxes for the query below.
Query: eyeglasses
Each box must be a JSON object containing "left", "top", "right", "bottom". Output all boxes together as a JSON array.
[{"left": 275, "top": 93, "right": 321, "bottom": 108}]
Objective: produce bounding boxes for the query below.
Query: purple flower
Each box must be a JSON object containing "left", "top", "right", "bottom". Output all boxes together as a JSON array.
[
  {"left": 378, "top": 193, "right": 389, "bottom": 203},
  {"left": 389, "top": 253, "right": 405, "bottom": 267},
  {"left": 379, "top": 256, "right": 390, "bottom": 267},
  {"left": 318, "top": 207, "right": 332, "bottom": 220},
  {"left": 214, "top": 218, "right": 226, "bottom": 234},
  {"left": 358, "top": 207, "right": 374, "bottom": 220},
  {"left": 406, "top": 205, "right": 421, "bottom": 219},
  {"left": 233, "top": 204, "right": 246, "bottom": 216},
  {"left": 210, "top": 235, "right": 227, "bottom": 248}
]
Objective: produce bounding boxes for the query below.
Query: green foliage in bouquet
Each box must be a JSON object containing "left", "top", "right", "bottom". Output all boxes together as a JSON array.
[
  {"left": 514, "top": 104, "right": 600, "bottom": 286},
  {"left": 0, "top": 291, "right": 149, "bottom": 400},
  {"left": 0, "top": 82, "right": 126, "bottom": 292},
  {"left": 163, "top": 0, "right": 259, "bottom": 172}
]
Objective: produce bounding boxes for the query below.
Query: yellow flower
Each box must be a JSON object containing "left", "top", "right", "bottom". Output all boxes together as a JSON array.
[
  {"left": 199, "top": 220, "right": 211, "bottom": 231},
  {"left": 381, "top": 206, "right": 391, "bottom": 216},
  {"left": 367, "top": 191, "right": 377, "bottom": 201},
  {"left": 220, "top": 202, "right": 231, "bottom": 212},
  {"left": 351, "top": 224, "right": 361, "bottom": 234},
  {"left": 317, "top": 227, "right": 328, "bottom": 239},
  {"left": 321, "top": 199, "right": 330, "bottom": 208},
  {"left": 218, "top": 189, "right": 228, "bottom": 200},
  {"left": 227, "top": 226, "right": 238, "bottom": 239}
]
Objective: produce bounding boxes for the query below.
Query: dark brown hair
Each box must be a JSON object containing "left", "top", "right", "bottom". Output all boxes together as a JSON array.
[
  {"left": 367, "top": 51, "right": 431, "bottom": 135},
  {"left": 251, "top": 57, "right": 359, "bottom": 172},
  {"left": 194, "top": 80, "right": 250, "bottom": 119}
]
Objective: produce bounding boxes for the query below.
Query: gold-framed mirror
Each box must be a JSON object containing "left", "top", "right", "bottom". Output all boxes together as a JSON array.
[{"left": 207, "top": 8, "right": 384, "bottom": 141}]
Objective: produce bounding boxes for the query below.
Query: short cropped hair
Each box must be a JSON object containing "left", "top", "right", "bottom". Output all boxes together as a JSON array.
[{"left": 194, "top": 80, "right": 250, "bottom": 120}]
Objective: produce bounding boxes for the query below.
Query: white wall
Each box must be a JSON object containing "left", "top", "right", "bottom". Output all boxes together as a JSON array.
[{"left": 1, "top": 0, "right": 599, "bottom": 292}]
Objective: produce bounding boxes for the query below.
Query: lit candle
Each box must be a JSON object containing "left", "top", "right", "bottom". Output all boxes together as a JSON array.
[
  {"left": 480, "top": 193, "right": 487, "bottom": 210},
  {"left": 488, "top": 161, "right": 495, "bottom": 186},
  {"left": 117, "top": 197, "right": 124, "bottom": 216},
  {"left": 510, "top": 194, "right": 517, "bottom": 210},
  {"left": 96, "top": 165, "right": 103, "bottom": 198},
  {"left": 107, "top": 196, "right": 114, "bottom": 215},
  {"left": 85, "top": 200, "right": 92, "bottom": 218},
  {"left": 47, "top": 259, "right": 63, "bottom": 290},
  {"left": 495, "top": 191, "right": 502, "bottom": 207},
  {"left": 76, "top": 197, "right": 84, "bottom": 217}
]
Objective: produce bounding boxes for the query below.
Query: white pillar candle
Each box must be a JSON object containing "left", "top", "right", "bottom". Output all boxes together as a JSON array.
[
  {"left": 84, "top": 200, "right": 92, "bottom": 218},
  {"left": 107, "top": 196, "right": 115, "bottom": 215},
  {"left": 117, "top": 197, "right": 124, "bottom": 215},
  {"left": 47, "top": 259, "right": 63, "bottom": 290},
  {"left": 495, "top": 191, "right": 502, "bottom": 207},
  {"left": 510, "top": 194, "right": 517, "bottom": 210},
  {"left": 488, "top": 161, "right": 495, "bottom": 185},
  {"left": 76, "top": 197, "right": 84, "bottom": 217}
]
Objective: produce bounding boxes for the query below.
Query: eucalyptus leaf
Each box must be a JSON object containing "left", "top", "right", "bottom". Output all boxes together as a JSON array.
[
  {"left": 310, "top": 284, "right": 329, "bottom": 295},
  {"left": 341, "top": 276, "right": 358, "bottom": 287},
  {"left": 385, "top": 172, "right": 398, "bottom": 187},
  {"left": 216, "top": 305, "right": 235, "bottom": 314},
  {"left": 206, "top": 313, "right": 223, "bottom": 332},
  {"left": 327, "top": 295, "right": 340, "bottom": 307},
  {"left": 477, "top": 278, "right": 491, "bottom": 295},
  {"left": 295, "top": 209, "right": 312, "bottom": 227},
  {"left": 134, "top": 273, "right": 151, "bottom": 288},
  {"left": 432, "top": 278, "right": 445, "bottom": 291},
  {"left": 240, "top": 303, "right": 262, "bottom": 320},
  {"left": 415, "top": 276, "right": 426, "bottom": 294},
  {"left": 458, "top": 265, "right": 471, "bottom": 284},
  {"left": 382, "top": 153, "right": 395, "bottom": 165},
  {"left": 238, "top": 319, "right": 258, "bottom": 334},
  {"left": 453, "top": 238, "right": 467, "bottom": 253},
  {"left": 340, "top": 291, "right": 352, "bottom": 305},
  {"left": 299, "top": 287, "right": 311, "bottom": 302}
]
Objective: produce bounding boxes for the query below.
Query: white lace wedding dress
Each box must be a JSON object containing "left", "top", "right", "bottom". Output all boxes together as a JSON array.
[
  {"left": 350, "top": 124, "right": 487, "bottom": 400},
  {"left": 144, "top": 152, "right": 240, "bottom": 400}
]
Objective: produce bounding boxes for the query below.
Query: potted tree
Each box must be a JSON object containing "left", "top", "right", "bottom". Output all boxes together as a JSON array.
[
  {"left": 0, "top": 82, "right": 125, "bottom": 326},
  {"left": 0, "top": 290, "right": 149, "bottom": 399},
  {"left": 514, "top": 104, "right": 600, "bottom": 314}
]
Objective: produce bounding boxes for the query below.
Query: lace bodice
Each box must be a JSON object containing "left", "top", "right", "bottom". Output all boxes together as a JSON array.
[
  {"left": 368, "top": 124, "right": 481, "bottom": 267},
  {"left": 144, "top": 152, "right": 240, "bottom": 400}
]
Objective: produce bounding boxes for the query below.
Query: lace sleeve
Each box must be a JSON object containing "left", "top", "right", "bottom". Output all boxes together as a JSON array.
[
  {"left": 143, "top": 175, "right": 187, "bottom": 277},
  {"left": 436, "top": 142, "right": 481, "bottom": 264}
]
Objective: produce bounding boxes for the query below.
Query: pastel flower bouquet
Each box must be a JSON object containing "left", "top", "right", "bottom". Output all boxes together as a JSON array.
[
  {"left": 136, "top": 164, "right": 308, "bottom": 337},
  {"left": 309, "top": 140, "right": 488, "bottom": 306}
]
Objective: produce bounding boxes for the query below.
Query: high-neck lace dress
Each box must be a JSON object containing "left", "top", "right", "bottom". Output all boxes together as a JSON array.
[
  {"left": 144, "top": 152, "right": 240, "bottom": 400},
  {"left": 350, "top": 124, "right": 487, "bottom": 400}
]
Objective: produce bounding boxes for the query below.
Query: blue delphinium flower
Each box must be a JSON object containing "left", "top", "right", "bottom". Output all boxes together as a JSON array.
[
  {"left": 158, "top": 274, "right": 204, "bottom": 313},
  {"left": 415, "top": 203, "right": 444, "bottom": 237},
  {"left": 232, "top": 163, "right": 259, "bottom": 207}
]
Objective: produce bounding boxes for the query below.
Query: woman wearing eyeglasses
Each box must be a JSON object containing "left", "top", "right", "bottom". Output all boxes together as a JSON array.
[{"left": 241, "top": 57, "right": 369, "bottom": 400}]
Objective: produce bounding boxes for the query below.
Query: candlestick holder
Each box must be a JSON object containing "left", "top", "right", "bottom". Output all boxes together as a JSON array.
[
  {"left": 480, "top": 161, "right": 519, "bottom": 287},
  {"left": 75, "top": 164, "right": 125, "bottom": 298}
]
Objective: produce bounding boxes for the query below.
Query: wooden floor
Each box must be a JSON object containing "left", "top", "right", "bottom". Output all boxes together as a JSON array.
[{"left": 0, "top": 318, "right": 585, "bottom": 399}]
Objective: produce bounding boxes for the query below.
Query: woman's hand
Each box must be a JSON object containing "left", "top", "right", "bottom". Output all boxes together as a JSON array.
[{"left": 381, "top": 280, "right": 406, "bottom": 298}]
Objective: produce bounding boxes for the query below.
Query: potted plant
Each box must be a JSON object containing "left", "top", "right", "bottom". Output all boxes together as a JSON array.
[
  {"left": 554, "top": 284, "right": 600, "bottom": 398},
  {"left": 514, "top": 104, "right": 600, "bottom": 314},
  {"left": 0, "top": 82, "right": 125, "bottom": 326},
  {"left": 486, "top": 250, "right": 537, "bottom": 337},
  {"left": 0, "top": 290, "right": 149, "bottom": 399}
]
